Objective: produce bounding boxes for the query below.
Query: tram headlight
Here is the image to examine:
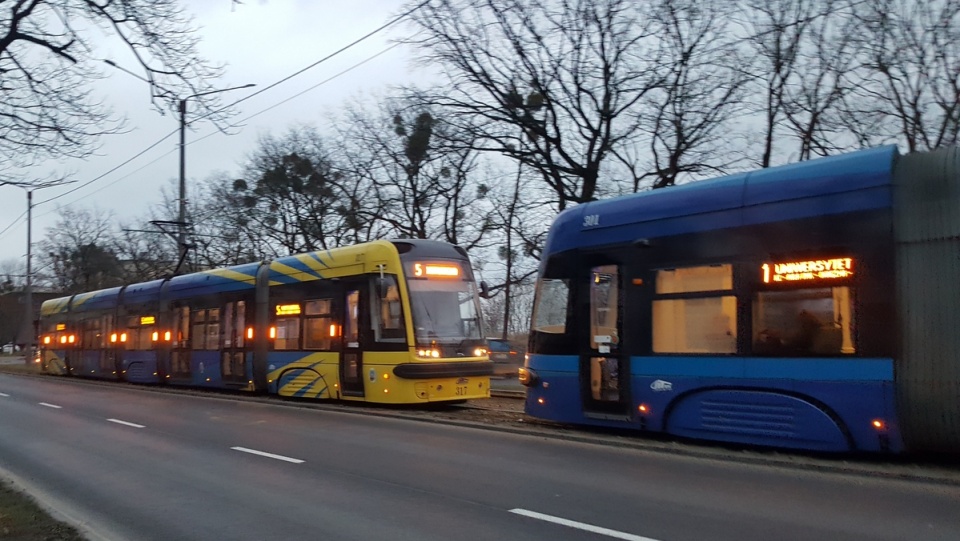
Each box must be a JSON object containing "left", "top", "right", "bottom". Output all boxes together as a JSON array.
[
  {"left": 518, "top": 367, "right": 538, "bottom": 387},
  {"left": 417, "top": 348, "right": 441, "bottom": 358}
]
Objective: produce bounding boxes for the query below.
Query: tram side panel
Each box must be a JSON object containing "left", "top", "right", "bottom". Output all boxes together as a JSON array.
[{"left": 894, "top": 147, "right": 960, "bottom": 453}]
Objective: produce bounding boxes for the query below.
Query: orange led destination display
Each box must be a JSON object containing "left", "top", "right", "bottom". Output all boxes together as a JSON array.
[
  {"left": 413, "top": 262, "right": 460, "bottom": 278},
  {"left": 140, "top": 316, "right": 156, "bottom": 325},
  {"left": 276, "top": 304, "right": 302, "bottom": 316},
  {"left": 762, "top": 257, "right": 854, "bottom": 283}
]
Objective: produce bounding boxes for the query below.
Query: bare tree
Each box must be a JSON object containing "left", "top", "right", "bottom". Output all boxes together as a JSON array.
[
  {"left": 36, "top": 206, "right": 123, "bottom": 293},
  {"left": 843, "top": 0, "right": 960, "bottom": 152},
  {"left": 0, "top": 0, "right": 229, "bottom": 186},
  {"left": 337, "top": 97, "right": 493, "bottom": 249},
  {"left": 405, "top": 0, "right": 663, "bottom": 209},
  {"left": 735, "top": 0, "right": 873, "bottom": 166},
  {"left": 231, "top": 126, "right": 373, "bottom": 255},
  {"left": 632, "top": 0, "right": 746, "bottom": 189}
]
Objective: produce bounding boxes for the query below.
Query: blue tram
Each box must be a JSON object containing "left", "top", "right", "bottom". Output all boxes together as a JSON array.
[
  {"left": 39, "top": 239, "right": 493, "bottom": 403},
  {"left": 520, "top": 145, "right": 960, "bottom": 454}
]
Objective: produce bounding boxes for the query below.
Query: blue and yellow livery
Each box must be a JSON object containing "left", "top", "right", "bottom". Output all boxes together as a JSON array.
[{"left": 38, "top": 239, "right": 493, "bottom": 404}]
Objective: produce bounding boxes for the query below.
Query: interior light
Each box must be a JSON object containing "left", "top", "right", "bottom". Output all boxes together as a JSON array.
[
  {"left": 329, "top": 324, "right": 337, "bottom": 337},
  {"left": 269, "top": 327, "right": 276, "bottom": 339},
  {"left": 152, "top": 332, "right": 159, "bottom": 342},
  {"left": 247, "top": 327, "right": 254, "bottom": 339},
  {"left": 68, "top": 335, "right": 75, "bottom": 344},
  {"left": 60, "top": 336, "right": 67, "bottom": 344},
  {"left": 44, "top": 336, "right": 51, "bottom": 345},
  {"left": 120, "top": 333, "right": 127, "bottom": 343},
  {"left": 164, "top": 331, "right": 172, "bottom": 341}
]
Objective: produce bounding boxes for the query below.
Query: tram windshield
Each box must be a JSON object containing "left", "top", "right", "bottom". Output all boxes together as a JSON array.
[{"left": 406, "top": 277, "right": 483, "bottom": 345}]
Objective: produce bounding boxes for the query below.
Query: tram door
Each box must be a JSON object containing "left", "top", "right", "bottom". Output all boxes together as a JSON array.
[
  {"left": 101, "top": 314, "right": 119, "bottom": 378},
  {"left": 221, "top": 301, "right": 247, "bottom": 386},
  {"left": 170, "top": 305, "right": 191, "bottom": 382},
  {"left": 339, "top": 288, "right": 364, "bottom": 396},
  {"left": 581, "top": 264, "right": 630, "bottom": 417}
]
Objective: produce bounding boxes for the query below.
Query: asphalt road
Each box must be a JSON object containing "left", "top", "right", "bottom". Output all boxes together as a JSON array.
[{"left": 1, "top": 373, "right": 958, "bottom": 541}]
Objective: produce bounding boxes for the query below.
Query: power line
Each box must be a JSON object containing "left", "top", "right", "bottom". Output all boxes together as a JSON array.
[
  {"left": 37, "top": 128, "right": 179, "bottom": 207},
  {"left": 193, "top": 0, "right": 431, "bottom": 125},
  {"left": 0, "top": 210, "right": 28, "bottom": 243},
  {"left": 16, "top": 3, "right": 431, "bottom": 218}
]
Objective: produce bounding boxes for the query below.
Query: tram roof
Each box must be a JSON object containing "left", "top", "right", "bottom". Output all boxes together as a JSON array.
[{"left": 544, "top": 145, "right": 899, "bottom": 255}]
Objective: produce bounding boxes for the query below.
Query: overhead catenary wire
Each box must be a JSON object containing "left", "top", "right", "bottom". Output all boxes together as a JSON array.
[{"left": 14, "top": 1, "right": 431, "bottom": 220}]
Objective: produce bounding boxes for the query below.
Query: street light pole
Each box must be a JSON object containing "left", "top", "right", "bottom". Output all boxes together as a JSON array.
[
  {"left": 15, "top": 182, "right": 61, "bottom": 353},
  {"left": 176, "top": 84, "right": 255, "bottom": 273},
  {"left": 23, "top": 189, "right": 33, "bottom": 352}
]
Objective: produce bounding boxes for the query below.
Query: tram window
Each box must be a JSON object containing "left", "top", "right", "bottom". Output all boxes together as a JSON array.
[
  {"left": 590, "top": 266, "right": 620, "bottom": 350},
  {"left": 136, "top": 325, "right": 153, "bottom": 350},
  {"left": 191, "top": 309, "right": 219, "bottom": 350},
  {"left": 206, "top": 309, "right": 220, "bottom": 350},
  {"left": 174, "top": 306, "right": 189, "bottom": 347},
  {"left": 656, "top": 264, "right": 733, "bottom": 294},
  {"left": 532, "top": 278, "right": 570, "bottom": 334},
  {"left": 191, "top": 310, "right": 207, "bottom": 349},
  {"left": 82, "top": 318, "right": 101, "bottom": 348},
  {"left": 653, "top": 264, "right": 736, "bottom": 354},
  {"left": 753, "top": 287, "right": 855, "bottom": 356},
  {"left": 275, "top": 317, "right": 300, "bottom": 350},
  {"left": 372, "top": 277, "right": 405, "bottom": 343},
  {"left": 223, "top": 303, "right": 234, "bottom": 348},
  {"left": 235, "top": 301, "right": 246, "bottom": 347},
  {"left": 345, "top": 290, "right": 360, "bottom": 347},
  {"left": 304, "top": 298, "right": 335, "bottom": 350},
  {"left": 653, "top": 297, "right": 737, "bottom": 353}
]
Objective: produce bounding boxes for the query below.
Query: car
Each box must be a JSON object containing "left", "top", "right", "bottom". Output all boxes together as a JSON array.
[{"left": 487, "top": 338, "right": 519, "bottom": 363}]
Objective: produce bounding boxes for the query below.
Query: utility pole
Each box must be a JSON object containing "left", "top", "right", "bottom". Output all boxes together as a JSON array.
[
  {"left": 176, "top": 84, "right": 255, "bottom": 273},
  {"left": 103, "top": 59, "right": 254, "bottom": 274}
]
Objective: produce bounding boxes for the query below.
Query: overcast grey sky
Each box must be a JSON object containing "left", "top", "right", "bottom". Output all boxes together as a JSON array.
[{"left": 0, "top": 0, "right": 419, "bottom": 274}]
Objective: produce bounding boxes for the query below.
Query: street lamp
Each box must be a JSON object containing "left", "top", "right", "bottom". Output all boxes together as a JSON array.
[
  {"left": 177, "top": 85, "right": 254, "bottom": 271},
  {"left": 11, "top": 182, "right": 61, "bottom": 352}
]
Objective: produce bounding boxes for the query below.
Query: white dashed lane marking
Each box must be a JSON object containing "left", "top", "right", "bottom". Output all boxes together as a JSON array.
[
  {"left": 510, "top": 509, "right": 660, "bottom": 541},
  {"left": 231, "top": 446, "right": 304, "bottom": 464},
  {"left": 38, "top": 402, "right": 62, "bottom": 409},
  {"left": 107, "top": 418, "right": 145, "bottom": 429}
]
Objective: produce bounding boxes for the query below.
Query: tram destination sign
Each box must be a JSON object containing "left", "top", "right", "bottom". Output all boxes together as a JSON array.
[{"left": 762, "top": 257, "right": 854, "bottom": 283}]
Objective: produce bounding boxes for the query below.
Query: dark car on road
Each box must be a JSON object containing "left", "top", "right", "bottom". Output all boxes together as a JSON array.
[{"left": 487, "top": 338, "right": 519, "bottom": 363}]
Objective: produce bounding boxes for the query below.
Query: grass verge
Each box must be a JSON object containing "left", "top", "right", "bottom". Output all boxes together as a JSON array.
[{"left": 0, "top": 481, "right": 84, "bottom": 541}]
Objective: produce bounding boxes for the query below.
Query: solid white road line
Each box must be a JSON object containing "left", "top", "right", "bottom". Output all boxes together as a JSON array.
[
  {"left": 107, "top": 418, "right": 145, "bottom": 429},
  {"left": 510, "top": 509, "right": 660, "bottom": 541},
  {"left": 231, "top": 446, "right": 304, "bottom": 464},
  {"left": 38, "top": 402, "right": 62, "bottom": 409}
]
